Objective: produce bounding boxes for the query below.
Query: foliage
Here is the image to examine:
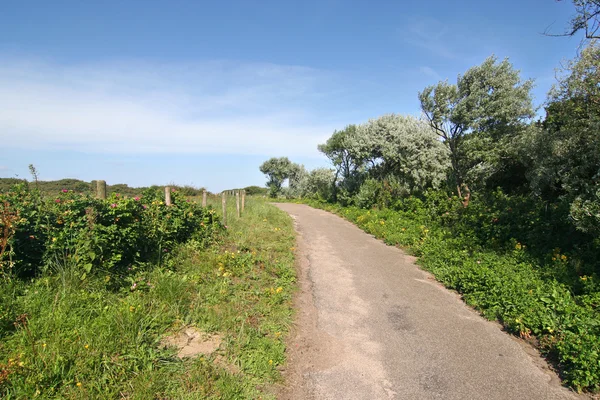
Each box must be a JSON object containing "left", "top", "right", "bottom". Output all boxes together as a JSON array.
[
  {"left": 316, "top": 115, "right": 450, "bottom": 204},
  {"left": 561, "top": 0, "right": 600, "bottom": 39},
  {"left": 317, "top": 124, "right": 367, "bottom": 199},
  {"left": 259, "top": 157, "right": 295, "bottom": 198},
  {"left": 287, "top": 163, "right": 308, "bottom": 198},
  {"left": 419, "top": 56, "right": 535, "bottom": 203},
  {"left": 0, "top": 197, "right": 296, "bottom": 399},
  {"left": 0, "top": 178, "right": 208, "bottom": 198},
  {"left": 528, "top": 42, "right": 600, "bottom": 233},
  {"left": 0, "top": 184, "right": 220, "bottom": 279},
  {"left": 356, "top": 114, "right": 450, "bottom": 191},
  {"left": 301, "top": 168, "right": 336, "bottom": 201},
  {"left": 243, "top": 186, "right": 269, "bottom": 196}
]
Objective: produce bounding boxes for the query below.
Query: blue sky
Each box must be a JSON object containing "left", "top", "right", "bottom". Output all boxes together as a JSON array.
[{"left": 0, "top": 0, "right": 582, "bottom": 192}]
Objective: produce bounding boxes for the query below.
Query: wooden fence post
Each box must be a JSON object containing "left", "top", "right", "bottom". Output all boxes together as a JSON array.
[
  {"left": 96, "top": 180, "right": 107, "bottom": 200},
  {"left": 165, "top": 187, "right": 172, "bottom": 206},
  {"left": 236, "top": 191, "right": 240, "bottom": 218},
  {"left": 241, "top": 190, "right": 246, "bottom": 213},
  {"left": 202, "top": 190, "right": 207, "bottom": 207},
  {"left": 222, "top": 192, "right": 227, "bottom": 226}
]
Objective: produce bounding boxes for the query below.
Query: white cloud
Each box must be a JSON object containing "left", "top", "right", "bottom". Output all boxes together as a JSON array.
[{"left": 0, "top": 58, "right": 339, "bottom": 157}]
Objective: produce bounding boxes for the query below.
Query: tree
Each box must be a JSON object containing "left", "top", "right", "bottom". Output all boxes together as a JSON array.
[
  {"left": 259, "top": 157, "right": 294, "bottom": 197},
  {"left": 419, "top": 56, "right": 534, "bottom": 205},
  {"left": 528, "top": 42, "right": 600, "bottom": 233},
  {"left": 319, "top": 116, "right": 449, "bottom": 203},
  {"left": 356, "top": 114, "right": 450, "bottom": 193},
  {"left": 318, "top": 125, "right": 366, "bottom": 200},
  {"left": 303, "top": 168, "right": 336, "bottom": 200},
  {"left": 559, "top": 0, "right": 600, "bottom": 39},
  {"left": 287, "top": 163, "right": 308, "bottom": 198}
]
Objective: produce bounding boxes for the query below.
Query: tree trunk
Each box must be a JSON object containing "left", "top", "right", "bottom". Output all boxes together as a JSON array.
[{"left": 449, "top": 139, "right": 470, "bottom": 207}]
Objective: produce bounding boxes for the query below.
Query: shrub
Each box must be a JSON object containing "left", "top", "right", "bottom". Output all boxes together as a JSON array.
[{"left": 0, "top": 184, "right": 221, "bottom": 280}]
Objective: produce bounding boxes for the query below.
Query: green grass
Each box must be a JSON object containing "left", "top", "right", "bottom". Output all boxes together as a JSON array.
[{"left": 0, "top": 197, "right": 296, "bottom": 399}]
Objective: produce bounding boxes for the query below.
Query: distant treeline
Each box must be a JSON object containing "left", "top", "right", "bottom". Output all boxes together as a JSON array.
[
  {"left": 222, "top": 186, "right": 269, "bottom": 196},
  {"left": 0, "top": 178, "right": 208, "bottom": 197},
  {"left": 0, "top": 178, "right": 269, "bottom": 197}
]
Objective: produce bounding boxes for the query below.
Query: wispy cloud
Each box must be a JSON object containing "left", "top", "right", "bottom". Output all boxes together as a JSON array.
[
  {"left": 401, "top": 17, "right": 492, "bottom": 63},
  {"left": 419, "top": 66, "right": 442, "bottom": 81},
  {"left": 0, "top": 57, "right": 340, "bottom": 157},
  {"left": 402, "top": 18, "right": 459, "bottom": 59}
]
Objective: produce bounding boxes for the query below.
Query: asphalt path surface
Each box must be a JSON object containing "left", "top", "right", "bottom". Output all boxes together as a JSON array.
[{"left": 275, "top": 203, "right": 581, "bottom": 400}]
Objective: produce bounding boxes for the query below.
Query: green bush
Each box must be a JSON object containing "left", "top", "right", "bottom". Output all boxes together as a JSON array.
[{"left": 0, "top": 184, "right": 221, "bottom": 280}]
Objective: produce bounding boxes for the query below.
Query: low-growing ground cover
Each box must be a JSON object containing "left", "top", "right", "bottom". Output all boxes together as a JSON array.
[
  {"left": 0, "top": 185, "right": 296, "bottom": 399},
  {"left": 295, "top": 194, "right": 600, "bottom": 393}
]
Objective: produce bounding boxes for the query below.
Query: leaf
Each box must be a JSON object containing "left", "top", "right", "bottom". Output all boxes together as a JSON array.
[
  {"left": 80, "top": 273, "right": 87, "bottom": 281},
  {"left": 84, "top": 263, "right": 93, "bottom": 273}
]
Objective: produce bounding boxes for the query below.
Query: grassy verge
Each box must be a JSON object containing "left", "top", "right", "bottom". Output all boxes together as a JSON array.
[
  {"left": 0, "top": 197, "right": 296, "bottom": 399},
  {"left": 293, "top": 198, "right": 599, "bottom": 394}
]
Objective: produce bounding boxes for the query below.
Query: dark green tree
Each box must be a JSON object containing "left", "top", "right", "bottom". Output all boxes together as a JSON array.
[{"left": 529, "top": 42, "right": 600, "bottom": 233}]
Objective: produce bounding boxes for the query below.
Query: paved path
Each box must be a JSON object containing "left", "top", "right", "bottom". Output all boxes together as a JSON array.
[{"left": 275, "top": 203, "right": 581, "bottom": 400}]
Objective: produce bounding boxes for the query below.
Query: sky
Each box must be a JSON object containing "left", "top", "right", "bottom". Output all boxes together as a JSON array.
[{"left": 0, "top": 0, "right": 584, "bottom": 192}]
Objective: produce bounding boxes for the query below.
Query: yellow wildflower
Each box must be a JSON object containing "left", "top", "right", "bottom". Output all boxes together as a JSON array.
[
  {"left": 268, "top": 360, "right": 273, "bottom": 365},
  {"left": 76, "top": 382, "right": 82, "bottom": 387},
  {"left": 276, "top": 287, "right": 283, "bottom": 294}
]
